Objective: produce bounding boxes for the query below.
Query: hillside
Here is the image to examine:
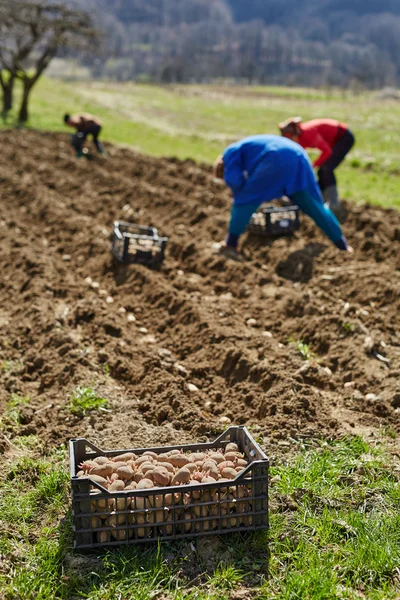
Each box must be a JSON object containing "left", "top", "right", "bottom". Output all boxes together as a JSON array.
[{"left": 68, "top": 0, "right": 400, "bottom": 87}]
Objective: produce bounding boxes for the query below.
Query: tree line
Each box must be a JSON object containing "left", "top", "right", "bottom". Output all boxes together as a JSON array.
[{"left": 85, "top": 0, "right": 400, "bottom": 87}]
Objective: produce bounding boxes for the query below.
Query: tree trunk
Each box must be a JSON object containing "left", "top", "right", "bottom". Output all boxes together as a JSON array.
[
  {"left": 1, "top": 75, "right": 15, "bottom": 119},
  {"left": 18, "top": 81, "right": 33, "bottom": 124}
]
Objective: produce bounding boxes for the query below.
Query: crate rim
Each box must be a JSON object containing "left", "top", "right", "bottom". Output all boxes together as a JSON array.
[
  {"left": 113, "top": 220, "right": 160, "bottom": 240},
  {"left": 256, "top": 205, "right": 299, "bottom": 215},
  {"left": 70, "top": 425, "right": 269, "bottom": 495}
]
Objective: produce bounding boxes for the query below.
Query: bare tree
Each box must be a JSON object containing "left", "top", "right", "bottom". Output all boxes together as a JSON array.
[{"left": 0, "top": 0, "right": 98, "bottom": 123}]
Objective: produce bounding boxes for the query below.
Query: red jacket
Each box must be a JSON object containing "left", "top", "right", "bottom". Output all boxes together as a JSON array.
[{"left": 297, "top": 119, "right": 348, "bottom": 168}]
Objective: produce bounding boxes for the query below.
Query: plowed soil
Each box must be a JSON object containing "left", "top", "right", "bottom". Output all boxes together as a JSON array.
[{"left": 0, "top": 130, "right": 399, "bottom": 456}]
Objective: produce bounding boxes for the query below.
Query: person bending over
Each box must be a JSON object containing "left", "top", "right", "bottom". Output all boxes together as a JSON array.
[
  {"left": 279, "top": 117, "right": 355, "bottom": 211},
  {"left": 64, "top": 112, "right": 104, "bottom": 157},
  {"left": 213, "top": 134, "right": 353, "bottom": 260}
]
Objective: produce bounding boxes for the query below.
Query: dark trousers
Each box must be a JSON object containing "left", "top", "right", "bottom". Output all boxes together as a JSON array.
[
  {"left": 318, "top": 129, "right": 355, "bottom": 190},
  {"left": 72, "top": 124, "right": 103, "bottom": 153}
]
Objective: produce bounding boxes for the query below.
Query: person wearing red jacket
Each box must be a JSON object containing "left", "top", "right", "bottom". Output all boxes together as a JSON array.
[{"left": 278, "top": 117, "right": 355, "bottom": 212}]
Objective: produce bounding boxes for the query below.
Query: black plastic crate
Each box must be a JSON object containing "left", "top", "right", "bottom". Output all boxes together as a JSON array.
[
  {"left": 248, "top": 205, "right": 300, "bottom": 237},
  {"left": 111, "top": 221, "right": 168, "bottom": 266},
  {"left": 69, "top": 426, "right": 269, "bottom": 549}
]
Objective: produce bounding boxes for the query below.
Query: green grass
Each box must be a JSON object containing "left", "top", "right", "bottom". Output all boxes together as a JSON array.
[
  {"left": 0, "top": 436, "right": 398, "bottom": 599},
  {"left": 342, "top": 322, "right": 356, "bottom": 335},
  {"left": 68, "top": 386, "right": 108, "bottom": 416},
  {"left": 289, "top": 337, "right": 314, "bottom": 360},
  {"left": 1, "top": 78, "right": 400, "bottom": 208},
  {"left": 0, "top": 393, "right": 30, "bottom": 429}
]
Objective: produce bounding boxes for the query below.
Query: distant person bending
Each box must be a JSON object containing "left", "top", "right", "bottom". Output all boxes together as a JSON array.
[
  {"left": 64, "top": 112, "right": 104, "bottom": 157},
  {"left": 213, "top": 134, "right": 353, "bottom": 260},
  {"left": 278, "top": 117, "right": 355, "bottom": 212}
]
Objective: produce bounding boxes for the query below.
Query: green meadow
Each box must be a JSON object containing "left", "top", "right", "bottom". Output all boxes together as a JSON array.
[{"left": 3, "top": 78, "right": 400, "bottom": 208}]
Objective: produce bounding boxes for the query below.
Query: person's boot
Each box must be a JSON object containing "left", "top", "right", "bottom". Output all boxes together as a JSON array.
[
  {"left": 323, "top": 185, "right": 340, "bottom": 209},
  {"left": 323, "top": 185, "right": 346, "bottom": 221}
]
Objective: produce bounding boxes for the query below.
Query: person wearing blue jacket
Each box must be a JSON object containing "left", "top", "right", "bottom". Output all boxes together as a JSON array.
[{"left": 213, "top": 134, "right": 353, "bottom": 258}]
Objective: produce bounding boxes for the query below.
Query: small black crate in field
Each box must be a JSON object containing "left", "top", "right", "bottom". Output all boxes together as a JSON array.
[
  {"left": 111, "top": 221, "right": 168, "bottom": 266},
  {"left": 69, "top": 426, "right": 269, "bottom": 549},
  {"left": 248, "top": 205, "right": 300, "bottom": 237}
]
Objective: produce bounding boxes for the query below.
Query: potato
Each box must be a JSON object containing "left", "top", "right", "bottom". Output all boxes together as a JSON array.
[
  {"left": 163, "top": 492, "right": 181, "bottom": 506},
  {"left": 136, "top": 455, "right": 154, "bottom": 466},
  {"left": 222, "top": 516, "right": 237, "bottom": 528},
  {"left": 98, "top": 530, "right": 111, "bottom": 543},
  {"left": 209, "top": 452, "right": 225, "bottom": 464},
  {"left": 91, "top": 516, "right": 102, "bottom": 528},
  {"left": 186, "top": 482, "right": 201, "bottom": 500},
  {"left": 201, "top": 476, "right": 216, "bottom": 484},
  {"left": 112, "top": 496, "right": 131, "bottom": 511},
  {"left": 139, "top": 462, "right": 155, "bottom": 474},
  {"left": 218, "top": 460, "right": 235, "bottom": 473},
  {"left": 111, "top": 528, "right": 128, "bottom": 541},
  {"left": 157, "top": 452, "right": 172, "bottom": 462},
  {"left": 109, "top": 480, "right": 125, "bottom": 492},
  {"left": 90, "top": 493, "right": 110, "bottom": 513},
  {"left": 221, "top": 467, "right": 238, "bottom": 480},
  {"left": 79, "top": 460, "right": 97, "bottom": 472},
  {"left": 184, "top": 462, "right": 197, "bottom": 473},
  {"left": 159, "top": 513, "right": 174, "bottom": 535},
  {"left": 236, "top": 458, "right": 248, "bottom": 468},
  {"left": 136, "top": 478, "right": 154, "bottom": 489},
  {"left": 108, "top": 512, "right": 126, "bottom": 527},
  {"left": 89, "top": 463, "right": 114, "bottom": 478},
  {"left": 112, "top": 461, "right": 130, "bottom": 471},
  {"left": 149, "top": 508, "right": 168, "bottom": 524},
  {"left": 88, "top": 474, "right": 108, "bottom": 487},
  {"left": 125, "top": 482, "right": 137, "bottom": 490},
  {"left": 224, "top": 452, "right": 239, "bottom": 462},
  {"left": 153, "top": 467, "right": 170, "bottom": 487},
  {"left": 156, "top": 461, "right": 174, "bottom": 473},
  {"left": 93, "top": 456, "right": 108, "bottom": 465},
  {"left": 110, "top": 473, "right": 119, "bottom": 482},
  {"left": 180, "top": 512, "right": 193, "bottom": 533},
  {"left": 225, "top": 443, "right": 239, "bottom": 453},
  {"left": 143, "top": 451, "right": 158, "bottom": 459},
  {"left": 188, "top": 452, "right": 205, "bottom": 463},
  {"left": 202, "top": 461, "right": 219, "bottom": 480},
  {"left": 77, "top": 470, "right": 84, "bottom": 477},
  {"left": 117, "top": 465, "right": 134, "bottom": 480},
  {"left": 134, "top": 472, "right": 144, "bottom": 483},
  {"left": 235, "top": 467, "right": 245, "bottom": 473},
  {"left": 169, "top": 454, "right": 191, "bottom": 468},
  {"left": 171, "top": 467, "right": 191, "bottom": 485},
  {"left": 113, "top": 452, "right": 136, "bottom": 462},
  {"left": 167, "top": 449, "right": 181, "bottom": 456}
]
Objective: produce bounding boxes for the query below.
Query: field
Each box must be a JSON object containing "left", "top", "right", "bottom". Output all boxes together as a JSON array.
[
  {"left": 3, "top": 78, "right": 400, "bottom": 208},
  {"left": 0, "top": 81, "right": 399, "bottom": 599}
]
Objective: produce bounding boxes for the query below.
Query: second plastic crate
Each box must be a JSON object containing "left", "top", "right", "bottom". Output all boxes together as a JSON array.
[
  {"left": 111, "top": 221, "right": 168, "bottom": 266},
  {"left": 248, "top": 205, "right": 300, "bottom": 237}
]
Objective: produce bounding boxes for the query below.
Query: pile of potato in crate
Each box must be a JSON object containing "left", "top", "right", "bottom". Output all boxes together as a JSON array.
[{"left": 70, "top": 427, "right": 269, "bottom": 548}]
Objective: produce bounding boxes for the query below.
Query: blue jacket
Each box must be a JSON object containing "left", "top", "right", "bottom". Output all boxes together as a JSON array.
[{"left": 223, "top": 134, "right": 323, "bottom": 205}]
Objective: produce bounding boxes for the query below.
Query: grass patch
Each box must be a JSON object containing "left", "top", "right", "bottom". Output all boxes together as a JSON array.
[
  {"left": 0, "top": 437, "right": 398, "bottom": 599},
  {"left": 342, "top": 322, "right": 356, "bottom": 335},
  {"left": 289, "top": 337, "right": 314, "bottom": 360},
  {"left": 68, "top": 386, "right": 108, "bottom": 416},
  {"left": 1, "top": 78, "right": 400, "bottom": 209},
  {"left": 0, "top": 393, "right": 30, "bottom": 430}
]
